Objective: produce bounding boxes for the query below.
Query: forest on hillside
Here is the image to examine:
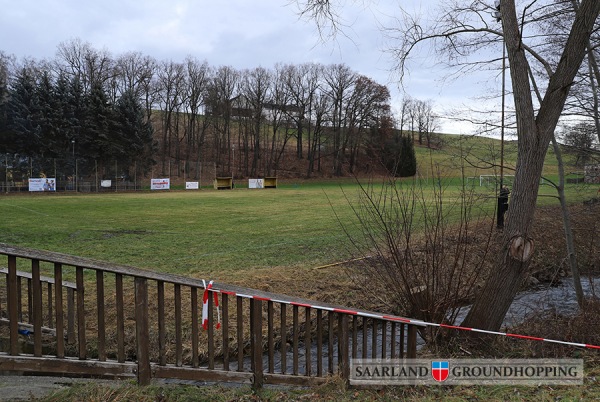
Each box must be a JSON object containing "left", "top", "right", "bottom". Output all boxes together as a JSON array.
[{"left": 0, "top": 40, "right": 436, "bottom": 184}]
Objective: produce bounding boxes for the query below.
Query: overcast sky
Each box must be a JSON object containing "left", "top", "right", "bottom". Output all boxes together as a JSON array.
[{"left": 0, "top": 0, "right": 503, "bottom": 134}]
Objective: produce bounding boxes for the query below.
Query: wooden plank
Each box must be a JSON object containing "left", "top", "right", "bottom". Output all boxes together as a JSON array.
[
  {"left": 407, "top": 324, "right": 417, "bottom": 358},
  {"left": 362, "top": 317, "right": 368, "bottom": 359},
  {"left": 175, "top": 284, "right": 182, "bottom": 367},
  {"left": 267, "top": 301, "right": 274, "bottom": 374},
  {"left": 304, "top": 307, "right": 311, "bottom": 377},
  {"left": 236, "top": 296, "right": 243, "bottom": 372},
  {"left": 153, "top": 364, "right": 252, "bottom": 383},
  {"left": 264, "top": 373, "right": 328, "bottom": 387},
  {"left": 67, "top": 288, "right": 75, "bottom": 344},
  {"left": 292, "top": 304, "right": 299, "bottom": 375},
  {"left": 381, "top": 321, "right": 387, "bottom": 359},
  {"left": 0, "top": 354, "right": 136, "bottom": 378},
  {"left": 116, "top": 274, "right": 125, "bottom": 363},
  {"left": 8, "top": 255, "right": 19, "bottom": 356},
  {"left": 208, "top": 288, "right": 214, "bottom": 370},
  {"left": 249, "top": 298, "right": 254, "bottom": 372},
  {"left": 390, "top": 322, "right": 397, "bottom": 359},
  {"left": 191, "top": 287, "right": 198, "bottom": 368},
  {"left": 327, "top": 311, "right": 334, "bottom": 374},
  {"left": 316, "top": 309, "right": 322, "bottom": 377},
  {"left": 134, "top": 277, "right": 151, "bottom": 386},
  {"left": 338, "top": 314, "right": 349, "bottom": 382},
  {"left": 352, "top": 315, "right": 358, "bottom": 360},
  {"left": 222, "top": 293, "right": 230, "bottom": 371},
  {"left": 54, "top": 263, "right": 64, "bottom": 358},
  {"left": 27, "top": 278, "right": 32, "bottom": 324},
  {"left": 47, "top": 282, "right": 53, "bottom": 328},
  {"left": 31, "top": 259, "right": 42, "bottom": 357},
  {"left": 372, "top": 319, "right": 378, "bottom": 360},
  {"left": 400, "top": 324, "right": 405, "bottom": 358},
  {"left": 280, "top": 303, "right": 287, "bottom": 375},
  {"left": 0, "top": 268, "right": 77, "bottom": 288},
  {"left": 157, "top": 280, "right": 166, "bottom": 366},
  {"left": 17, "top": 277, "right": 22, "bottom": 322},
  {"left": 96, "top": 270, "right": 106, "bottom": 361},
  {"left": 76, "top": 267, "right": 86, "bottom": 360},
  {"left": 251, "top": 298, "right": 263, "bottom": 389}
]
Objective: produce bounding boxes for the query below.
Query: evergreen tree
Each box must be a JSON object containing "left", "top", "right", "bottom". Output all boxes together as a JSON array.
[
  {"left": 6, "top": 67, "right": 41, "bottom": 156},
  {"left": 397, "top": 135, "right": 416, "bottom": 177},
  {"left": 112, "top": 89, "right": 154, "bottom": 172},
  {"left": 84, "top": 81, "right": 113, "bottom": 163}
]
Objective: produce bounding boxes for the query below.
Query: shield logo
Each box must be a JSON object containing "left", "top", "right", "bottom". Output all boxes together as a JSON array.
[{"left": 431, "top": 361, "right": 449, "bottom": 382}]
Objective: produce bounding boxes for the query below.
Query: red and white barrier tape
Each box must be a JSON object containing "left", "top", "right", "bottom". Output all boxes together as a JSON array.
[{"left": 202, "top": 283, "right": 600, "bottom": 350}]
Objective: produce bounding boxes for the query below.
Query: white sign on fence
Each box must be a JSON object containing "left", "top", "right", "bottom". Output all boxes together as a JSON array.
[
  {"left": 249, "top": 178, "right": 264, "bottom": 189},
  {"left": 151, "top": 178, "right": 170, "bottom": 190},
  {"left": 28, "top": 178, "right": 56, "bottom": 192},
  {"left": 185, "top": 181, "right": 199, "bottom": 190},
  {"left": 101, "top": 180, "right": 112, "bottom": 188}
]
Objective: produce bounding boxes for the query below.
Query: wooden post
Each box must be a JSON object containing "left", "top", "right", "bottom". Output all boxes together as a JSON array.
[
  {"left": 8, "top": 255, "right": 18, "bottom": 356},
  {"left": 67, "top": 288, "right": 75, "bottom": 344},
  {"left": 32, "top": 259, "right": 42, "bottom": 357},
  {"left": 76, "top": 267, "right": 86, "bottom": 360},
  {"left": 96, "top": 270, "right": 106, "bottom": 361},
  {"left": 222, "top": 293, "right": 230, "bottom": 371},
  {"left": 208, "top": 288, "right": 214, "bottom": 370},
  {"left": 338, "top": 314, "right": 349, "bottom": 383},
  {"left": 175, "top": 284, "right": 182, "bottom": 367},
  {"left": 191, "top": 287, "right": 199, "bottom": 368},
  {"left": 116, "top": 274, "right": 125, "bottom": 363},
  {"left": 407, "top": 325, "right": 417, "bottom": 358},
  {"left": 135, "top": 277, "right": 151, "bottom": 386},
  {"left": 157, "top": 281, "right": 166, "bottom": 366},
  {"left": 251, "top": 298, "right": 263, "bottom": 389},
  {"left": 54, "top": 263, "right": 64, "bottom": 358}
]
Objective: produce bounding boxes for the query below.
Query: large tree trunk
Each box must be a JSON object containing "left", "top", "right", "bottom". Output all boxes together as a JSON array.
[{"left": 462, "top": 0, "right": 600, "bottom": 331}]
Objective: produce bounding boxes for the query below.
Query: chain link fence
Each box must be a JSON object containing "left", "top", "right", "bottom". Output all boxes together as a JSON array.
[{"left": 0, "top": 156, "right": 143, "bottom": 193}]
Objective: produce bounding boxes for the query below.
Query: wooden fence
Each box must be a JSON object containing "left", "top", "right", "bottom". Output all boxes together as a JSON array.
[{"left": 0, "top": 243, "right": 422, "bottom": 387}]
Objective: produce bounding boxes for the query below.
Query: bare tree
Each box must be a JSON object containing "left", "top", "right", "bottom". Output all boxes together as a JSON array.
[
  {"left": 240, "top": 67, "right": 272, "bottom": 177},
  {"left": 323, "top": 63, "right": 356, "bottom": 176},
  {"left": 55, "top": 38, "right": 114, "bottom": 94},
  {"left": 295, "top": 0, "right": 600, "bottom": 331},
  {"left": 183, "top": 57, "right": 211, "bottom": 179},
  {"left": 155, "top": 60, "right": 185, "bottom": 175}
]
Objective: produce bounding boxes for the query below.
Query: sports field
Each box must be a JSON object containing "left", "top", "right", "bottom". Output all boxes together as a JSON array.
[
  {"left": 0, "top": 181, "right": 366, "bottom": 281},
  {"left": 1, "top": 173, "right": 595, "bottom": 282}
]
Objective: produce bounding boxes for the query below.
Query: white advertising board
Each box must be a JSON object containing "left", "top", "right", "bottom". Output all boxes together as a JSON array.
[
  {"left": 101, "top": 180, "right": 112, "bottom": 188},
  {"left": 29, "top": 178, "right": 56, "bottom": 192},
  {"left": 249, "top": 178, "right": 264, "bottom": 189},
  {"left": 151, "top": 178, "right": 170, "bottom": 190},
  {"left": 186, "top": 181, "right": 199, "bottom": 190}
]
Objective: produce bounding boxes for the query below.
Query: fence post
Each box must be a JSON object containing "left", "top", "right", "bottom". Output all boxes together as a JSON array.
[
  {"left": 251, "top": 299, "right": 263, "bottom": 389},
  {"left": 135, "top": 277, "right": 151, "bottom": 385},
  {"left": 7, "top": 255, "right": 18, "bottom": 356},
  {"left": 407, "top": 325, "right": 417, "bottom": 358},
  {"left": 338, "top": 314, "right": 350, "bottom": 383}
]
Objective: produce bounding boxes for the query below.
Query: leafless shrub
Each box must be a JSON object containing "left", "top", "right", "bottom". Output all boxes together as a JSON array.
[{"left": 339, "top": 171, "right": 497, "bottom": 344}]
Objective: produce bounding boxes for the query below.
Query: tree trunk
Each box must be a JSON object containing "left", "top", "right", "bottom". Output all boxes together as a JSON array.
[{"left": 462, "top": 0, "right": 600, "bottom": 331}]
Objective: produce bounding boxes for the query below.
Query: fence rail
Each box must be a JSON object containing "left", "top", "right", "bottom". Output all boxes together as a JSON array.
[{"left": 0, "top": 243, "right": 421, "bottom": 387}]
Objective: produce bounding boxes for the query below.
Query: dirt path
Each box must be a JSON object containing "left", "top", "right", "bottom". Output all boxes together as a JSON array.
[{"left": 0, "top": 374, "right": 122, "bottom": 401}]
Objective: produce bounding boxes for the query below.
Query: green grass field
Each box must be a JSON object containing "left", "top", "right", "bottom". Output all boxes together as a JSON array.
[{"left": 1, "top": 175, "right": 596, "bottom": 283}]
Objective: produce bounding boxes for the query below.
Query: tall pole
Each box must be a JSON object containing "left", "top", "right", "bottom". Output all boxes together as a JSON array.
[
  {"left": 500, "top": 38, "right": 506, "bottom": 191},
  {"left": 495, "top": 1, "right": 507, "bottom": 229},
  {"left": 72, "top": 140, "right": 76, "bottom": 192}
]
